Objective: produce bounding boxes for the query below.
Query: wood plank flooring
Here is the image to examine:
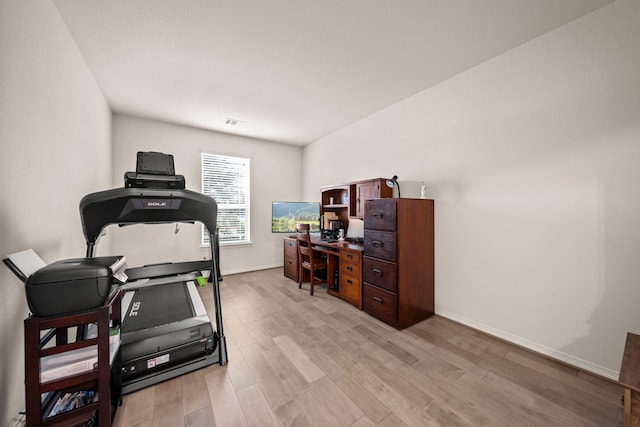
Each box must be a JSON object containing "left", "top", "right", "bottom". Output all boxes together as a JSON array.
[{"left": 112, "top": 268, "right": 623, "bottom": 427}]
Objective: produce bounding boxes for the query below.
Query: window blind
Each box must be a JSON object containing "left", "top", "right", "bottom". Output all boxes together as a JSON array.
[{"left": 201, "top": 153, "right": 250, "bottom": 244}]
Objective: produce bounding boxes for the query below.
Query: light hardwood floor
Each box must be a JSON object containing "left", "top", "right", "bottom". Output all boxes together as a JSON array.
[{"left": 112, "top": 268, "right": 623, "bottom": 427}]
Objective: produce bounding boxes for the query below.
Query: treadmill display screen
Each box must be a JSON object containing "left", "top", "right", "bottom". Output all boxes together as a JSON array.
[{"left": 124, "top": 282, "right": 193, "bottom": 332}]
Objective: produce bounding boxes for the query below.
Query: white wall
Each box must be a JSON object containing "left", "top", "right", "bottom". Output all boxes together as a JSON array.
[
  {"left": 303, "top": 0, "right": 640, "bottom": 379},
  {"left": 111, "top": 115, "right": 303, "bottom": 274},
  {"left": 0, "top": 1, "right": 112, "bottom": 424}
]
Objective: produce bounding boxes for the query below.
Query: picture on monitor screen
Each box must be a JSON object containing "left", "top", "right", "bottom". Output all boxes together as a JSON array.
[{"left": 271, "top": 202, "right": 320, "bottom": 233}]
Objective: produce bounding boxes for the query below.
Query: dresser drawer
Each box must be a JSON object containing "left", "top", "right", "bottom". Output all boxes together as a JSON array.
[
  {"left": 363, "top": 284, "right": 397, "bottom": 326},
  {"left": 363, "top": 230, "right": 396, "bottom": 261},
  {"left": 364, "top": 199, "right": 396, "bottom": 231},
  {"left": 340, "top": 273, "right": 361, "bottom": 306},
  {"left": 362, "top": 256, "right": 396, "bottom": 293}
]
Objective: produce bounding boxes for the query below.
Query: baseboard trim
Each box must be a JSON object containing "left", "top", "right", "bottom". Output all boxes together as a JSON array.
[
  {"left": 221, "top": 263, "right": 282, "bottom": 277},
  {"left": 436, "top": 309, "right": 619, "bottom": 382}
]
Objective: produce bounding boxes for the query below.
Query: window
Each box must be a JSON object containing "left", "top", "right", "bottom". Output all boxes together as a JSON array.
[{"left": 201, "top": 153, "right": 250, "bottom": 245}]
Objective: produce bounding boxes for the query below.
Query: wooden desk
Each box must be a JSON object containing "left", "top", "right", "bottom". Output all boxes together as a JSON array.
[
  {"left": 283, "top": 237, "right": 364, "bottom": 309},
  {"left": 620, "top": 332, "right": 640, "bottom": 427},
  {"left": 310, "top": 238, "right": 363, "bottom": 256},
  {"left": 312, "top": 239, "right": 364, "bottom": 309}
]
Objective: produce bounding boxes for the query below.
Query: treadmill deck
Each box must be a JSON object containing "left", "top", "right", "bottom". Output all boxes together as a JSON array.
[
  {"left": 119, "top": 277, "right": 217, "bottom": 392},
  {"left": 123, "top": 281, "right": 194, "bottom": 332}
]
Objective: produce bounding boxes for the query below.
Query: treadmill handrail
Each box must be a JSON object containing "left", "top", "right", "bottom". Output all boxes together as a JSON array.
[
  {"left": 120, "top": 273, "right": 198, "bottom": 291},
  {"left": 125, "top": 260, "right": 212, "bottom": 282}
]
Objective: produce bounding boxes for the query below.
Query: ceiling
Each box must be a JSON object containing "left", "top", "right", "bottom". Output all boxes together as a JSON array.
[{"left": 53, "top": 0, "right": 613, "bottom": 146}]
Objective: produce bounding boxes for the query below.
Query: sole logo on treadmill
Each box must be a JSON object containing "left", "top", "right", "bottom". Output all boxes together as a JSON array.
[{"left": 129, "top": 301, "right": 141, "bottom": 317}]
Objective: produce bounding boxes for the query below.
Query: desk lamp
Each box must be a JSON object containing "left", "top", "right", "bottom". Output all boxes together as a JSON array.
[{"left": 386, "top": 175, "right": 401, "bottom": 198}]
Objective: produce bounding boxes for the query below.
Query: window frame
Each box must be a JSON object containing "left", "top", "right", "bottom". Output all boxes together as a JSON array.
[{"left": 201, "top": 152, "right": 251, "bottom": 246}]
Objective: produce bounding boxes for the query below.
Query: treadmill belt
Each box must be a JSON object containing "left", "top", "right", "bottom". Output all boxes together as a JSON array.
[{"left": 124, "top": 282, "right": 194, "bottom": 332}]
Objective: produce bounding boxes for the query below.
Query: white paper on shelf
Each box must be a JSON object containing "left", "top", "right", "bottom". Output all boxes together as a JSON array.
[
  {"left": 40, "top": 346, "right": 97, "bottom": 382},
  {"left": 40, "top": 329, "right": 121, "bottom": 382}
]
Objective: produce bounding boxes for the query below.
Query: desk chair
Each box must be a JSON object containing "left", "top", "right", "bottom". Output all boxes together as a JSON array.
[{"left": 295, "top": 223, "right": 328, "bottom": 296}]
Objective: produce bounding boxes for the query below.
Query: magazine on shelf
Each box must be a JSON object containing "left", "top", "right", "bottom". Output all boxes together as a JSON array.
[{"left": 46, "top": 390, "right": 97, "bottom": 418}]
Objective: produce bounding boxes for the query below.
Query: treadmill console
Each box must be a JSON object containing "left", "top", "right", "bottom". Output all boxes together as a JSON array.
[
  {"left": 136, "top": 151, "right": 175, "bottom": 175},
  {"left": 125, "top": 151, "right": 185, "bottom": 190}
]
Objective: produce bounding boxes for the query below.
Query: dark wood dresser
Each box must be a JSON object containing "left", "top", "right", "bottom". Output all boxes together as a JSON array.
[{"left": 362, "top": 198, "right": 434, "bottom": 329}]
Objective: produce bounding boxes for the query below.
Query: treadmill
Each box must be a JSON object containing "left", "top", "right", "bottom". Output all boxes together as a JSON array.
[{"left": 79, "top": 185, "right": 228, "bottom": 394}]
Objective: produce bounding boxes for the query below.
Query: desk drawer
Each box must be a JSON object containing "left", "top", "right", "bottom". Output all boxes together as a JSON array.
[
  {"left": 362, "top": 256, "right": 396, "bottom": 293},
  {"left": 340, "top": 262, "right": 360, "bottom": 278},
  {"left": 283, "top": 238, "right": 299, "bottom": 281},
  {"left": 284, "top": 238, "right": 297, "bottom": 257},
  {"left": 363, "top": 230, "right": 396, "bottom": 261},
  {"left": 363, "top": 284, "right": 397, "bottom": 326},
  {"left": 340, "top": 248, "right": 362, "bottom": 266},
  {"left": 340, "top": 248, "right": 362, "bottom": 278},
  {"left": 340, "top": 274, "right": 361, "bottom": 306},
  {"left": 284, "top": 256, "right": 298, "bottom": 281}
]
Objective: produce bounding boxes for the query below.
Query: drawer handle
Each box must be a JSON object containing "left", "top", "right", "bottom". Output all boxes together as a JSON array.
[
  {"left": 347, "top": 279, "right": 353, "bottom": 285},
  {"left": 373, "top": 213, "right": 383, "bottom": 218},
  {"left": 347, "top": 266, "right": 353, "bottom": 272},
  {"left": 372, "top": 296, "right": 383, "bottom": 304},
  {"left": 347, "top": 253, "right": 353, "bottom": 259},
  {"left": 372, "top": 240, "right": 383, "bottom": 247},
  {"left": 372, "top": 268, "right": 382, "bottom": 276}
]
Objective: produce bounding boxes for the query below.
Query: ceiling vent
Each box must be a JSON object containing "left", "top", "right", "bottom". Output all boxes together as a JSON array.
[{"left": 225, "top": 118, "right": 244, "bottom": 126}]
